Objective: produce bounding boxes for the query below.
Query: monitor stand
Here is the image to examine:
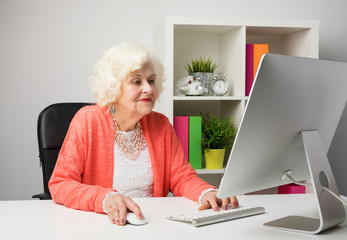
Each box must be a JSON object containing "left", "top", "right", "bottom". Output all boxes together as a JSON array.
[{"left": 264, "top": 130, "right": 346, "bottom": 234}]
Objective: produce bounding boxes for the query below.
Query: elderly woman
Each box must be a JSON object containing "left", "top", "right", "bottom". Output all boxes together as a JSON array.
[{"left": 49, "top": 42, "right": 238, "bottom": 226}]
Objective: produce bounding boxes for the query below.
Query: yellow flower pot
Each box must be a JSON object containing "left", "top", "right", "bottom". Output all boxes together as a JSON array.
[{"left": 205, "top": 149, "right": 226, "bottom": 169}]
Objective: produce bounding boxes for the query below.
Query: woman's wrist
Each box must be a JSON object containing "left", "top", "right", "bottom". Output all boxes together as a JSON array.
[
  {"left": 103, "top": 191, "right": 119, "bottom": 213},
  {"left": 199, "top": 188, "right": 218, "bottom": 206}
]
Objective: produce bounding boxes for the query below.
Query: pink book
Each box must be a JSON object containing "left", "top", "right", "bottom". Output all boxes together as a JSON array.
[
  {"left": 278, "top": 183, "right": 305, "bottom": 194},
  {"left": 173, "top": 116, "right": 189, "bottom": 161},
  {"left": 245, "top": 44, "right": 254, "bottom": 96}
]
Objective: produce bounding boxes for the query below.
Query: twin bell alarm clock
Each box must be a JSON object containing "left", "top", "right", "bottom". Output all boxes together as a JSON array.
[{"left": 211, "top": 73, "right": 229, "bottom": 96}]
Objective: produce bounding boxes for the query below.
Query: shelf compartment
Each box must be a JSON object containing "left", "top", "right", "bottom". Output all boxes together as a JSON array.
[
  {"left": 174, "top": 100, "right": 245, "bottom": 127},
  {"left": 246, "top": 27, "right": 318, "bottom": 58},
  {"left": 174, "top": 25, "right": 245, "bottom": 97}
]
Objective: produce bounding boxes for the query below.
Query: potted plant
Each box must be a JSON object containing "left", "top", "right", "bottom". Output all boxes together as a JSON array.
[
  {"left": 184, "top": 57, "right": 218, "bottom": 96},
  {"left": 201, "top": 112, "right": 237, "bottom": 169}
]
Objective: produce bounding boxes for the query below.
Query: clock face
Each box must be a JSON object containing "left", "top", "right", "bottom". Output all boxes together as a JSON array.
[{"left": 212, "top": 79, "right": 228, "bottom": 95}]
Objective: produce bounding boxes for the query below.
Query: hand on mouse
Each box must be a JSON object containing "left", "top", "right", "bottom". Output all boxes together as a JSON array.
[
  {"left": 198, "top": 191, "right": 239, "bottom": 211},
  {"left": 104, "top": 193, "right": 144, "bottom": 225}
]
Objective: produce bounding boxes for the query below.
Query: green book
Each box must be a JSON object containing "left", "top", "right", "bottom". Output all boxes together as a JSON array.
[{"left": 189, "top": 116, "right": 202, "bottom": 169}]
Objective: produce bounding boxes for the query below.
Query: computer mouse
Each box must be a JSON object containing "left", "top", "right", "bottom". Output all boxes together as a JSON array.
[{"left": 126, "top": 213, "right": 148, "bottom": 225}]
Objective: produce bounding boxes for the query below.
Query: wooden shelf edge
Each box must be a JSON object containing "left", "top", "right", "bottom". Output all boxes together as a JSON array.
[
  {"left": 173, "top": 96, "right": 248, "bottom": 101},
  {"left": 196, "top": 168, "right": 225, "bottom": 174}
]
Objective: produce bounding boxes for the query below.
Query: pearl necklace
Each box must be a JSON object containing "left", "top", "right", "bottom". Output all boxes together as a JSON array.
[{"left": 110, "top": 111, "right": 144, "bottom": 160}]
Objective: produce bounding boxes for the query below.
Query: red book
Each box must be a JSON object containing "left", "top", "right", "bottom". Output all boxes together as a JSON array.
[
  {"left": 245, "top": 44, "right": 254, "bottom": 96},
  {"left": 173, "top": 116, "right": 189, "bottom": 161}
]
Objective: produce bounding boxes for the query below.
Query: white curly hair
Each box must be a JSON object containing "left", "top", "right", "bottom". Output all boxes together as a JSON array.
[{"left": 88, "top": 42, "right": 165, "bottom": 107}]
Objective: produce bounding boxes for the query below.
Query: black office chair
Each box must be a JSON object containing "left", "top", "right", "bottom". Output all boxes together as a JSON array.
[{"left": 33, "top": 102, "right": 93, "bottom": 200}]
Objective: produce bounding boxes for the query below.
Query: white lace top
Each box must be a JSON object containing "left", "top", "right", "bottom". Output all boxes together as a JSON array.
[
  {"left": 103, "top": 128, "right": 216, "bottom": 213},
  {"left": 112, "top": 129, "right": 154, "bottom": 198}
]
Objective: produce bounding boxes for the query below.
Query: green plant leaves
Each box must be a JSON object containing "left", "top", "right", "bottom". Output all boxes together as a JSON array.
[
  {"left": 185, "top": 57, "right": 218, "bottom": 73},
  {"left": 201, "top": 112, "right": 237, "bottom": 152}
]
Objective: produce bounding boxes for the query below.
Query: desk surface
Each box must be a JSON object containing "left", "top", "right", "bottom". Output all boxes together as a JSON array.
[{"left": 0, "top": 194, "right": 346, "bottom": 240}]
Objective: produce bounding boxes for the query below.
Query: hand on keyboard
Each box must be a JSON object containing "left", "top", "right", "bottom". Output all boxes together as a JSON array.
[{"left": 199, "top": 191, "right": 239, "bottom": 211}]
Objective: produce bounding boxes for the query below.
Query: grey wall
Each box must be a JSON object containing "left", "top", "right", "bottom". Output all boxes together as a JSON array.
[{"left": 1, "top": 0, "right": 347, "bottom": 200}]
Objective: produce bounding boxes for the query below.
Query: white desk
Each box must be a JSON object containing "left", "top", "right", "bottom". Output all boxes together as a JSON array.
[{"left": 0, "top": 194, "right": 346, "bottom": 240}]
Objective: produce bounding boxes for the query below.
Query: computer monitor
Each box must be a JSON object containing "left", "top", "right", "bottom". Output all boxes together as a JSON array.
[
  {"left": 328, "top": 104, "right": 347, "bottom": 197},
  {"left": 217, "top": 54, "right": 347, "bottom": 234}
]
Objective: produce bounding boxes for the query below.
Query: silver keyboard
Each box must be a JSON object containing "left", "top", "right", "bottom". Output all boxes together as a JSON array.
[{"left": 167, "top": 206, "right": 265, "bottom": 227}]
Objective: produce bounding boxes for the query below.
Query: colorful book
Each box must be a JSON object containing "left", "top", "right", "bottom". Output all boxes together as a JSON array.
[
  {"left": 253, "top": 44, "right": 269, "bottom": 79},
  {"left": 188, "top": 116, "right": 202, "bottom": 169},
  {"left": 278, "top": 183, "right": 305, "bottom": 194},
  {"left": 173, "top": 116, "right": 189, "bottom": 161},
  {"left": 245, "top": 44, "right": 254, "bottom": 96}
]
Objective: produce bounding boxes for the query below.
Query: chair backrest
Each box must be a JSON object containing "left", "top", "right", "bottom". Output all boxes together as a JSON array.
[{"left": 34, "top": 102, "right": 92, "bottom": 199}]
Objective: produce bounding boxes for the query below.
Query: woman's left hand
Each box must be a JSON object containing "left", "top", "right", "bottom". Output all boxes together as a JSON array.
[{"left": 198, "top": 191, "right": 239, "bottom": 211}]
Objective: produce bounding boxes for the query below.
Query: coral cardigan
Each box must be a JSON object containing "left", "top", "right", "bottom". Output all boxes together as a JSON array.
[{"left": 49, "top": 105, "right": 216, "bottom": 213}]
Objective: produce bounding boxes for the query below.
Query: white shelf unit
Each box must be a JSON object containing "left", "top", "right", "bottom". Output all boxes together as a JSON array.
[{"left": 153, "top": 17, "right": 319, "bottom": 178}]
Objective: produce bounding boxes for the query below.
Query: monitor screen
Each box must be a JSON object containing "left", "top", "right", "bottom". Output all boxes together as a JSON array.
[{"left": 217, "top": 54, "right": 347, "bottom": 234}]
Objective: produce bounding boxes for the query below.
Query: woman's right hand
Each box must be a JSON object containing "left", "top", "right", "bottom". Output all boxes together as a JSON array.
[{"left": 104, "top": 193, "right": 144, "bottom": 225}]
